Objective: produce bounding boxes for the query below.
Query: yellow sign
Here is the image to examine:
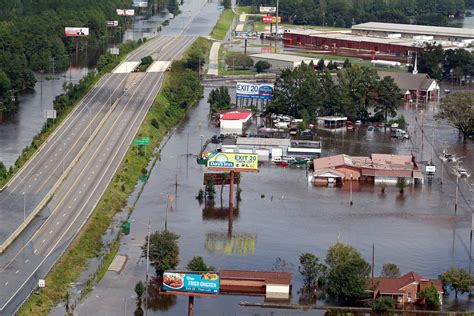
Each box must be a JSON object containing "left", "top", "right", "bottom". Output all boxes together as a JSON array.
[{"left": 207, "top": 152, "right": 258, "bottom": 171}]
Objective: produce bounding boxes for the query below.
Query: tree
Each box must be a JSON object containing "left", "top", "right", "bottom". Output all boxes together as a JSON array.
[
  {"left": 440, "top": 267, "right": 473, "bottom": 299},
  {"left": 326, "top": 242, "right": 371, "bottom": 302},
  {"left": 374, "top": 76, "right": 400, "bottom": 122},
  {"left": 225, "top": 53, "right": 253, "bottom": 70},
  {"left": 205, "top": 176, "right": 216, "bottom": 200},
  {"left": 420, "top": 283, "right": 441, "bottom": 308},
  {"left": 298, "top": 253, "right": 327, "bottom": 290},
  {"left": 143, "top": 230, "right": 180, "bottom": 274},
  {"left": 436, "top": 92, "right": 474, "bottom": 142},
  {"left": 317, "top": 58, "right": 325, "bottom": 71},
  {"left": 381, "top": 263, "right": 400, "bottom": 278},
  {"left": 186, "top": 256, "right": 213, "bottom": 271},
  {"left": 343, "top": 58, "right": 351, "bottom": 68},
  {"left": 222, "top": 0, "right": 232, "bottom": 9},
  {"left": 396, "top": 177, "right": 408, "bottom": 194},
  {"left": 208, "top": 86, "right": 231, "bottom": 113},
  {"left": 0, "top": 161, "right": 7, "bottom": 180},
  {"left": 255, "top": 60, "right": 271, "bottom": 73},
  {"left": 371, "top": 296, "right": 394, "bottom": 312}
]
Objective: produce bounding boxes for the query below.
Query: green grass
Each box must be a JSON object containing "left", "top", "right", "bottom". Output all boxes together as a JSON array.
[
  {"left": 236, "top": 6, "right": 251, "bottom": 14},
  {"left": 18, "top": 40, "right": 204, "bottom": 316},
  {"left": 211, "top": 9, "right": 234, "bottom": 40}
]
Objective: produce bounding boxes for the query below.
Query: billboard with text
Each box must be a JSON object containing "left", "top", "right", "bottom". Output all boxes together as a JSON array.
[
  {"left": 65, "top": 27, "right": 89, "bottom": 37},
  {"left": 207, "top": 152, "right": 258, "bottom": 172},
  {"left": 162, "top": 272, "right": 220, "bottom": 295},
  {"left": 262, "top": 16, "right": 281, "bottom": 24},
  {"left": 236, "top": 82, "right": 274, "bottom": 100},
  {"left": 133, "top": 1, "right": 148, "bottom": 7},
  {"left": 116, "top": 9, "right": 135, "bottom": 16},
  {"left": 260, "top": 6, "right": 276, "bottom": 13}
]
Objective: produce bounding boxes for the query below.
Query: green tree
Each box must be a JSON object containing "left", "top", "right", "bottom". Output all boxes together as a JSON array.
[
  {"left": 208, "top": 86, "right": 231, "bottom": 113},
  {"left": 298, "top": 253, "right": 327, "bottom": 290},
  {"left": 371, "top": 296, "right": 394, "bottom": 312},
  {"left": 440, "top": 267, "right": 473, "bottom": 299},
  {"left": 135, "top": 280, "right": 145, "bottom": 310},
  {"left": 0, "top": 162, "right": 7, "bottom": 180},
  {"left": 205, "top": 176, "right": 216, "bottom": 200},
  {"left": 343, "top": 58, "right": 351, "bottom": 68},
  {"left": 255, "top": 60, "right": 271, "bottom": 73},
  {"left": 143, "top": 231, "right": 180, "bottom": 274},
  {"left": 326, "top": 242, "right": 371, "bottom": 302},
  {"left": 396, "top": 177, "right": 408, "bottom": 194},
  {"left": 186, "top": 256, "right": 214, "bottom": 271},
  {"left": 418, "top": 44, "right": 445, "bottom": 80},
  {"left": 222, "top": 0, "right": 232, "bottom": 9},
  {"left": 317, "top": 58, "right": 326, "bottom": 71},
  {"left": 225, "top": 53, "right": 254, "bottom": 70},
  {"left": 374, "top": 76, "right": 400, "bottom": 122},
  {"left": 380, "top": 263, "right": 400, "bottom": 278},
  {"left": 436, "top": 92, "right": 474, "bottom": 142},
  {"left": 420, "top": 283, "right": 441, "bottom": 308}
]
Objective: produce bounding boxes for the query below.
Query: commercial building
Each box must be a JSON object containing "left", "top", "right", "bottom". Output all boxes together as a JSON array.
[
  {"left": 312, "top": 153, "right": 423, "bottom": 185},
  {"left": 378, "top": 71, "right": 439, "bottom": 102},
  {"left": 221, "top": 137, "right": 321, "bottom": 161},
  {"left": 250, "top": 53, "right": 318, "bottom": 70},
  {"left": 352, "top": 22, "right": 474, "bottom": 41},
  {"left": 317, "top": 116, "right": 348, "bottom": 129},
  {"left": 219, "top": 110, "right": 253, "bottom": 134},
  {"left": 371, "top": 271, "right": 443, "bottom": 305}
]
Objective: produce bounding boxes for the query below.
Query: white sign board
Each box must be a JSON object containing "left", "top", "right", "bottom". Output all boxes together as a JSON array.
[
  {"left": 109, "top": 47, "right": 120, "bottom": 55},
  {"left": 106, "top": 20, "right": 119, "bottom": 27},
  {"left": 65, "top": 27, "right": 89, "bottom": 37},
  {"left": 116, "top": 9, "right": 135, "bottom": 16},
  {"left": 45, "top": 110, "right": 57, "bottom": 119},
  {"left": 133, "top": 1, "right": 148, "bottom": 7},
  {"left": 426, "top": 165, "right": 436, "bottom": 173},
  {"left": 260, "top": 6, "right": 277, "bottom": 13},
  {"left": 38, "top": 279, "right": 45, "bottom": 288},
  {"left": 236, "top": 82, "right": 274, "bottom": 100}
]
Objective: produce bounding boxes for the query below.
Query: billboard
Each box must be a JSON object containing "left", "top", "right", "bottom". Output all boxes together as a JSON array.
[
  {"left": 106, "top": 20, "right": 119, "bottom": 27},
  {"left": 133, "top": 1, "right": 148, "bottom": 7},
  {"left": 116, "top": 9, "right": 135, "bottom": 16},
  {"left": 260, "top": 6, "right": 276, "bottom": 13},
  {"left": 236, "top": 82, "right": 274, "bottom": 100},
  {"left": 65, "top": 27, "right": 89, "bottom": 37},
  {"left": 207, "top": 152, "right": 258, "bottom": 171},
  {"left": 262, "top": 16, "right": 282, "bottom": 24},
  {"left": 162, "top": 272, "right": 220, "bottom": 295}
]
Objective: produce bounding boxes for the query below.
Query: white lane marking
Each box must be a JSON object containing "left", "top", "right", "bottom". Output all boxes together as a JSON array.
[
  {"left": 42, "top": 239, "right": 45, "bottom": 243},
  {"left": 56, "top": 221, "right": 60, "bottom": 225},
  {"left": 25, "top": 259, "right": 29, "bottom": 264},
  {"left": 49, "top": 230, "right": 53, "bottom": 234},
  {"left": 34, "top": 249, "right": 38, "bottom": 254},
  {"left": 15, "top": 270, "right": 19, "bottom": 274},
  {"left": 63, "top": 213, "right": 66, "bottom": 217},
  {"left": 4, "top": 282, "right": 8, "bottom": 286}
]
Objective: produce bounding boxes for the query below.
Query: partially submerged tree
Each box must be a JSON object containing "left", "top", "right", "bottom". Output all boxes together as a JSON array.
[
  {"left": 186, "top": 256, "right": 213, "bottom": 271},
  {"left": 298, "top": 253, "right": 327, "bottom": 290},
  {"left": 440, "top": 267, "right": 473, "bottom": 299},
  {"left": 143, "top": 230, "right": 180, "bottom": 274},
  {"left": 208, "top": 86, "right": 231, "bottom": 113},
  {"left": 436, "top": 92, "right": 474, "bottom": 142},
  {"left": 420, "top": 283, "right": 441, "bottom": 308}
]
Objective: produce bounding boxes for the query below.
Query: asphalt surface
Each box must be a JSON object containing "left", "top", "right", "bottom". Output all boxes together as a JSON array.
[{"left": 0, "top": 0, "right": 215, "bottom": 311}]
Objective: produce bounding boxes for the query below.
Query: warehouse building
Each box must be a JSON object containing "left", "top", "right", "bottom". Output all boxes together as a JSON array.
[
  {"left": 250, "top": 53, "right": 319, "bottom": 70},
  {"left": 352, "top": 22, "right": 474, "bottom": 41}
]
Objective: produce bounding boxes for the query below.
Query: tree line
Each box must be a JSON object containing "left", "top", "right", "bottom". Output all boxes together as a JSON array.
[
  {"left": 269, "top": 62, "right": 401, "bottom": 122},
  {"left": 0, "top": 0, "right": 179, "bottom": 113},
  {"left": 418, "top": 45, "right": 474, "bottom": 81},
  {"left": 239, "top": 0, "right": 470, "bottom": 28}
]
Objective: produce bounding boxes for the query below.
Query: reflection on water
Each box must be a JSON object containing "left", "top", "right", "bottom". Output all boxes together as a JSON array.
[{"left": 147, "top": 276, "right": 178, "bottom": 311}]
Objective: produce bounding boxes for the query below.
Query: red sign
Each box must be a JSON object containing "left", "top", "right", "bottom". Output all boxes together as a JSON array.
[{"left": 262, "top": 16, "right": 281, "bottom": 24}]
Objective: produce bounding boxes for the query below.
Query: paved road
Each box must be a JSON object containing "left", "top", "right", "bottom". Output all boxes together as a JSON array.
[{"left": 0, "top": 0, "right": 218, "bottom": 311}]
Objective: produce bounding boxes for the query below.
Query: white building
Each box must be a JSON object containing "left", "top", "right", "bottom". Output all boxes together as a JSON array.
[{"left": 219, "top": 111, "right": 253, "bottom": 134}]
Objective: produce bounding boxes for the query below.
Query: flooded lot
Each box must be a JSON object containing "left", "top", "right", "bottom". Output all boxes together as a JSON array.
[{"left": 76, "top": 83, "right": 474, "bottom": 315}]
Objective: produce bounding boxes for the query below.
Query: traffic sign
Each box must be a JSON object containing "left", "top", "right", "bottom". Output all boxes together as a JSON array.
[{"left": 134, "top": 137, "right": 150, "bottom": 146}]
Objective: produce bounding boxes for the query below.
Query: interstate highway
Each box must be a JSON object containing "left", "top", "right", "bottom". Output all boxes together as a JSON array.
[{"left": 0, "top": 34, "right": 196, "bottom": 313}]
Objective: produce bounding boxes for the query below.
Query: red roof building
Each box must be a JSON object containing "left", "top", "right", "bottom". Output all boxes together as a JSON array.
[
  {"left": 219, "top": 110, "right": 253, "bottom": 134},
  {"left": 371, "top": 272, "right": 443, "bottom": 305}
]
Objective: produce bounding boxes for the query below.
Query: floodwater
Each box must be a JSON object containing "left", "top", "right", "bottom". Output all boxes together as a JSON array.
[
  {"left": 75, "top": 82, "right": 474, "bottom": 315},
  {"left": 0, "top": 67, "right": 89, "bottom": 168}
]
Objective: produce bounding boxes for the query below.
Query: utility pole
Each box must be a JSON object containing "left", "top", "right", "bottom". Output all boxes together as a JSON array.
[
  {"left": 145, "top": 221, "right": 150, "bottom": 316},
  {"left": 371, "top": 243, "right": 375, "bottom": 293},
  {"left": 349, "top": 174, "right": 353, "bottom": 206},
  {"left": 455, "top": 174, "right": 459, "bottom": 214}
]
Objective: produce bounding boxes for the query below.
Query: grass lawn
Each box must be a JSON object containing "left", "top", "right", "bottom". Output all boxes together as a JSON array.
[
  {"left": 211, "top": 9, "right": 234, "bottom": 40},
  {"left": 237, "top": 6, "right": 252, "bottom": 14}
]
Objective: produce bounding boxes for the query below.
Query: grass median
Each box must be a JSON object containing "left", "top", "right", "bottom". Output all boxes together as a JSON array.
[
  {"left": 17, "top": 38, "right": 208, "bottom": 316},
  {"left": 211, "top": 9, "right": 234, "bottom": 40}
]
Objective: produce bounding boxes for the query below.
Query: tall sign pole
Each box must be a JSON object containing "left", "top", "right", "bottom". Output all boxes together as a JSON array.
[{"left": 275, "top": 0, "right": 279, "bottom": 35}]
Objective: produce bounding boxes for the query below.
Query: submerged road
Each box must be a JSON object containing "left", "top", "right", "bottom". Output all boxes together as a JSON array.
[{"left": 0, "top": 0, "right": 217, "bottom": 312}]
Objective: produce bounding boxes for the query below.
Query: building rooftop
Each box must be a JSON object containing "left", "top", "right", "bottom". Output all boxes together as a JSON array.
[
  {"left": 352, "top": 22, "right": 474, "bottom": 39},
  {"left": 220, "top": 111, "right": 252, "bottom": 121},
  {"left": 373, "top": 271, "right": 443, "bottom": 295},
  {"left": 378, "top": 71, "right": 437, "bottom": 92},
  {"left": 314, "top": 153, "right": 417, "bottom": 171},
  {"left": 250, "top": 53, "right": 317, "bottom": 63},
  {"left": 236, "top": 137, "right": 291, "bottom": 147}
]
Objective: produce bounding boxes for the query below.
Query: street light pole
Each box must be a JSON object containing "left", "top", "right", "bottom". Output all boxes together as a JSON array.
[
  {"left": 145, "top": 220, "right": 150, "bottom": 316},
  {"left": 455, "top": 174, "right": 459, "bottom": 214},
  {"left": 23, "top": 192, "right": 26, "bottom": 221}
]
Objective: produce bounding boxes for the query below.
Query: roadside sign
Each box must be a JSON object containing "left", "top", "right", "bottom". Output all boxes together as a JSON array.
[
  {"left": 207, "top": 152, "right": 258, "bottom": 172},
  {"left": 117, "top": 9, "right": 135, "bottom": 16},
  {"left": 65, "top": 27, "right": 89, "bottom": 37},
  {"left": 262, "top": 16, "right": 281, "bottom": 24},
  {"left": 109, "top": 47, "right": 120, "bottom": 55},
  {"left": 260, "top": 6, "right": 276, "bottom": 13},
  {"left": 162, "top": 271, "right": 220, "bottom": 295},
  {"left": 106, "top": 21, "right": 119, "bottom": 27},
  {"left": 45, "top": 110, "right": 57, "bottom": 119},
  {"left": 134, "top": 137, "right": 150, "bottom": 146},
  {"left": 38, "top": 279, "right": 45, "bottom": 288}
]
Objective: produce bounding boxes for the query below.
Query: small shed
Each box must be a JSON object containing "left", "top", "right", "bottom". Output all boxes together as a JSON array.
[{"left": 317, "top": 116, "right": 348, "bottom": 129}]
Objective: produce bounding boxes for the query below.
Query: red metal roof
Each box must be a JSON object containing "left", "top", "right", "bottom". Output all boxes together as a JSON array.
[
  {"left": 373, "top": 272, "right": 443, "bottom": 295},
  {"left": 220, "top": 111, "right": 252, "bottom": 121}
]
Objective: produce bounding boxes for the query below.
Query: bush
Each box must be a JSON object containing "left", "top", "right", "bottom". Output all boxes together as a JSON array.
[
  {"left": 255, "top": 60, "right": 271, "bottom": 73},
  {"left": 371, "top": 297, "right": 394, "bottom": 312},
  {"left": 151, "top": 118, "right": 160, "bottom": 129},
  {"left": 186, "top": 256, "right": 214, "bottom": 271}
]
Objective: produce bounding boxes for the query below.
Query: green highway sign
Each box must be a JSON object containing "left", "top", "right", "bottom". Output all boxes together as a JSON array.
[{"left": 134, "top": 137, "right": 150, "bottom": 146}]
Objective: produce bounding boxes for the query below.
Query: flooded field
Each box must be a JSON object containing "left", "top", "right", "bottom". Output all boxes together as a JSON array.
[{"left": 75, "top": 84, "right": 474, "bottom": 315}]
